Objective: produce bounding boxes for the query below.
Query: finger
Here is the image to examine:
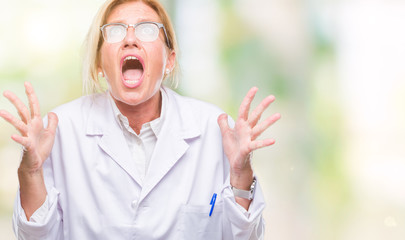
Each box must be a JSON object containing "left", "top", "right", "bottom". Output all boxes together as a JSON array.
[
  {"left": 238, "top": 87, "right": 258, "bottom": 121},
  {"left": 11, "top": 134, "right": 31, "bottom": 148},
  {"left": 46, "top": 112, "right": 59, "bottom": 134},
  {"left": 248, "top": 95, "right": 275, "bottom": 127},
  {"left": 251, "top": 113, "right": 281, "bottom": 140},
  {"left": 25, "top": 82, "right": 41, "bottom": 118},
  {"left": 3, "top": 90, "right": 30, "bottom": 123},
  {"left": 249, "top": 138, "right": 276, "bottom": 151},
  {"left": 0, "top": 110, "right": 29, "bottom": 135},
  {"left": 217, "top": 113, "right": 230, "bottom": 135}
]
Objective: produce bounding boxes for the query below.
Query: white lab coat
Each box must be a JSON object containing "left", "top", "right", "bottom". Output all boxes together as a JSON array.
[{"left": 13, "top": 87, "right": 265, "bottom": 239}]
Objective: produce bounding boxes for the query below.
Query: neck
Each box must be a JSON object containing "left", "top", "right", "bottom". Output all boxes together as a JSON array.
[{"left": 112, "top": 91, "right": 162, "bottom": 135}]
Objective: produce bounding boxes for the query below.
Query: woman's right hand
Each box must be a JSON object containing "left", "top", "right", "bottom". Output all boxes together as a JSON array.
[{"left": 0, "top": 82, "right": 58, "bottom": 174}]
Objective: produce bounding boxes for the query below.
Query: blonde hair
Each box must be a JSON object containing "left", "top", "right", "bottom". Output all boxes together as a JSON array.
[{"left": 81, "top": 0, "right": 179, "bottom": 94}]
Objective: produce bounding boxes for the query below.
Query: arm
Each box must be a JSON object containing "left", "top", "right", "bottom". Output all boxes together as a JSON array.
[
  {"left": 218, "top": 87, "right": 280, "bottom": 239},
  {"left": 1, "top": 82, "right": 58, "bottom": 218},
  {"left": 218, "top": 86, "right": 280, "bottom": 210},
  {"left": 1, "top": 82, "right": 61, "bottom": 238}
]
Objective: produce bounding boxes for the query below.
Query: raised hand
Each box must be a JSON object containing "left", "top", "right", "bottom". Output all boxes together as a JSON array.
[
  {"left": 0, "top": 82, "right": 58, "bottom": 172},
  {"left": 0, "top": 82, "right": 58, "bottom": 219},
  {"left": 217, "top": 87, "right": 280, "bottom": 198}
]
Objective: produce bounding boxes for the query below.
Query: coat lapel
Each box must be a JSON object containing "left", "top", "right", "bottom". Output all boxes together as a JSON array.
[
  {"left": 98, "top": 130, "right": 141, "bottom": 184},
  {"left": 86, "top": 93, "right": 140, "bottom": 185},
  {"left": 139, "top": 88, "right": 201, "bottom": 202}
]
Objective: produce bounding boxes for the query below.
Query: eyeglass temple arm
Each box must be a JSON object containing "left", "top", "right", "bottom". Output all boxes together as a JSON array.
[{"left": 161, "top": 26, "right": 171, "bottom": 49}]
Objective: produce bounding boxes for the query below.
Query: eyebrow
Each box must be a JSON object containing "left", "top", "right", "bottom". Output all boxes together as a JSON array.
[{"left": 108, "top": 18, "right": 157, "bottom": 24}]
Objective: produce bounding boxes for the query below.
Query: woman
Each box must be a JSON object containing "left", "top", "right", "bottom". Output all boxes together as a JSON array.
[{"left": 1, "top": 0, "right": 280, "bottom": 239}]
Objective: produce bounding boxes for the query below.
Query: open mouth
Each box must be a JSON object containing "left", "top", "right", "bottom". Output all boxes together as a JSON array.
[{"left": 121, "top": 55, "right": 144, "bottom": 87}]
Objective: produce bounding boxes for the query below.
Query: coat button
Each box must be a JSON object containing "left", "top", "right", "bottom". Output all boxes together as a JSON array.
[{"left": 131, "top": 200, "right": 138, "bottom": 209}]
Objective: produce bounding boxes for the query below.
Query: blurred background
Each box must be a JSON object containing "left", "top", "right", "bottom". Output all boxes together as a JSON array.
[{"left": 1, "top": 0, "right": 405, "bottom": 239}]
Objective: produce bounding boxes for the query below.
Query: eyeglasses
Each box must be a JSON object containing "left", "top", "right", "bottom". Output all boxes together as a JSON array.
[{"left": 100, "top": 21, "right": 171, "bottom": 48}]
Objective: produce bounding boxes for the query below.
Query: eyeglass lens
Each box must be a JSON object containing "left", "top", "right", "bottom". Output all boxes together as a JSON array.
[{"left": 104, "top": 23, "right": 159, "bottom": 43}]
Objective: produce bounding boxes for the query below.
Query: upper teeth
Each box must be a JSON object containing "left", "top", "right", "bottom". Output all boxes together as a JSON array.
[{"left": 124, "top": 56, "right": 138, "bottom": 61}]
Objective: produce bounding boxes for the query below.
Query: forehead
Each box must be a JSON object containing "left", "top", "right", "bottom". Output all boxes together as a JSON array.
[{"left": 107, "top": 1, "right": 161, "bottom": 23}]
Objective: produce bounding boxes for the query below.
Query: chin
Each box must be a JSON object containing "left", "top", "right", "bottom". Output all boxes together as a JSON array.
[{"left": 117, "top": 92, "right": 145, "bottom": 106}]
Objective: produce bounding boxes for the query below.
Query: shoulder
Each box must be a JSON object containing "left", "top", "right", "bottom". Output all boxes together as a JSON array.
[
  {"left": 164, "top": 87, "right": 225, "bottom": 117},
  {"left": 50, "top": 93, "right": 107, "bottom": 125},
  {"left": 163, "top": 87, "right": 233, "bottom": 130}
]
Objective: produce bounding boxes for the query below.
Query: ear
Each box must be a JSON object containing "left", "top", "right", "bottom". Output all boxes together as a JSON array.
[{"left": 165, "top": 50, "right": 176, "bottom": 71}]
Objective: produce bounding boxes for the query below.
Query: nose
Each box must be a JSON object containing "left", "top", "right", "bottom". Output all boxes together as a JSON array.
[{"left": 123, "top": 26, "right": 139, "bottom": 48}]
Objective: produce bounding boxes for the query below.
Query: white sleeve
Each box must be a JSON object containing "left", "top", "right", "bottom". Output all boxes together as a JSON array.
[
  {"left": 222, "top": 177, "right": 266, "bottom": 240},
  {"left": 12, "top": 187, "right": 63, "bottom": 240}
]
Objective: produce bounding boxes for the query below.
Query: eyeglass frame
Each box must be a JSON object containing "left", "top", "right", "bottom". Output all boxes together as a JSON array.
[{"left": 100, "top": 21, "right": 171, "bottom": 49}]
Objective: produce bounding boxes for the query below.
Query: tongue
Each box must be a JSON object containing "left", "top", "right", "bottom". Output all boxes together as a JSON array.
[{"left": 123, "top": 69, "right": 143, "bottom": 80}]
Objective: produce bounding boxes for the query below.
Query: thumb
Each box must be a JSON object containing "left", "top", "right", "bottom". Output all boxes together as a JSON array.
[
  {"left": 46, "top": 112, "right": 59, "bottom": 133},
  {"left": 217, "top": 113, "right": 230, "bottom": 135}
]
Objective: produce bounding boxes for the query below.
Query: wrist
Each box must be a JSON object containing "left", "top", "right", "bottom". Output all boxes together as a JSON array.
[
  {"left": 230, "top": 152, "right": 253, "bottom": 178},
  {"left": 230, "top": 168, "right": 254, "bottom": 190},
  {"left": 18, "top": 164, "right": 43, "bottom": 178},
  {"left": 19, "top": 153, "right": 43, "bottom": 176}
]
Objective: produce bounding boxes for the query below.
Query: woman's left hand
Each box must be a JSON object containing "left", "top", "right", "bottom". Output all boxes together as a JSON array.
[{"left": 217, "top": 87, "right": 280, "bottom": 188}]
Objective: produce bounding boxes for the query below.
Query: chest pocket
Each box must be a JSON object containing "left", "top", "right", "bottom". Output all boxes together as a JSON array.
[{"left": 179, "top": 202, "right": 223, "bottom": 240}]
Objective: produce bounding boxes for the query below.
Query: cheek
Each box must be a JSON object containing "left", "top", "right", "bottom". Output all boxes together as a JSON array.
[
  {"left": 148, "top": 46, "right": 168, "bottom": 73},
  {"left": 100, "top": 46, "right": 117, "bottom": 74}
]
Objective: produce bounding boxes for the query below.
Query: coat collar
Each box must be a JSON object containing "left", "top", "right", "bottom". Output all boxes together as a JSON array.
[
  {"left": 85, "top": 88, "right": 200, "bottom": 138},
  {"left": 85, "top": 88, "right": 201, "bottom": 200}
]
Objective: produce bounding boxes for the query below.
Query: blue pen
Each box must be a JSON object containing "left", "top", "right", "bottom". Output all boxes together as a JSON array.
[{"left": 209, "top": 193, "right": 217, "bottom": 217}]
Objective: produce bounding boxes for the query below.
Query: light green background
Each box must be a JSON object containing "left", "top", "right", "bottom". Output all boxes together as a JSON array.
[{"left": 1, "top": 0, "right": 405, "bottom": 239}]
